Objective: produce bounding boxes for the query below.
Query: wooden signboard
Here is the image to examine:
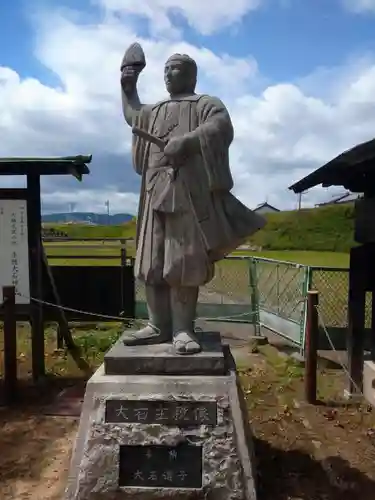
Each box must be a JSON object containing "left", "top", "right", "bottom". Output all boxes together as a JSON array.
[
  {"left": 0, "top": 156, "right": 91, "bottom": 381},
  {"left": 0, "top": 197, "right": 30, "bottom": 305}
]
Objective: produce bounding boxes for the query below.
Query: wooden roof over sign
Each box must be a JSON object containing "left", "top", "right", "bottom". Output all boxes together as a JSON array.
[
  {"left": 289, "top": 138, "right": 375, "bottom": 194},
  {"left": 0, "top": 155, "right": 92, "bottom": 180}
]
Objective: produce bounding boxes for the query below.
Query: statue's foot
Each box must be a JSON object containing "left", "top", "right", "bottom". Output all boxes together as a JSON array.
[
  {"left": 122, "top": 324, "right": 171, "bottom": 346},
  {"left": 173, "top": 331, "right": 201, "bottom": 355}
]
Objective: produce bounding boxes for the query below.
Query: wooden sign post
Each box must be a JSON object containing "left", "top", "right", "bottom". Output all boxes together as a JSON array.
[{"left": 0, "top": 156, "right": 91, "bottom": 382}]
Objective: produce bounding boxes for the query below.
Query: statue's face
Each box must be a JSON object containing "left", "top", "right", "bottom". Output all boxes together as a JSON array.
[{"left": 164, "top": 60, "right": 191, "bottom": 95}]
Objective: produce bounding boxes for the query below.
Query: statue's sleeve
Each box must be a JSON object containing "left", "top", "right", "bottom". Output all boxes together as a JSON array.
[
  {"left": 193, "top": 96, "right": 234, "bottom": 191},
  {"left": 132, "top": 105, "right": 153, "bottom": 175}
]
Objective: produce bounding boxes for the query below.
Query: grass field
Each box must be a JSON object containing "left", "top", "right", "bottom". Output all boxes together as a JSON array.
[
  {"left": 44, "top": 240, "right": 125, "bottom": 266},
  {"left": 233, "top": 250, "right": 349, "bottom": 268},
  {"left": 0, "top": 325, "right": 123, "bottom": 380},
  {"left": 44, "top": 241, "right": 350, "bottom": 268}
]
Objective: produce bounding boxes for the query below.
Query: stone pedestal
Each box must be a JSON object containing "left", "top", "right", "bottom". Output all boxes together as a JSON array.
[
  {"left": 363, "top": 360, "right": 375, "bottom": 407},
  {"left": 65, "top": 331, "right": 258, "bottom": 500}
]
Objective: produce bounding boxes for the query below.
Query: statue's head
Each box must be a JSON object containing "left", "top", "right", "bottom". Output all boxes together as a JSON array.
[{"left": 164, "top": 53, "right": 197, "bottom": 96}]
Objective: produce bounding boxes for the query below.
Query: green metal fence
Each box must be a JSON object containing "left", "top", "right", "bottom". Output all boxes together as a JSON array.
[
  {"left": 309, "top": 266, "right": 373, "bottom": 350},
  {"left": 135, "top": 256, "right": 310, "bottom": 348},
  {"left": 135, "top": 256, "right": 369, "bottom": 352},
  {"left": 310, "top": 267, "right": 349, "bottom": 328},
  {"left": 249, "top": 257, "right": 310, "bottom": 349},
  {"left": 249, "top": 261, "right": 371, "bottom": 352},
  {"left": 135, "top": 256, "right": 255, "bottom": 323}
]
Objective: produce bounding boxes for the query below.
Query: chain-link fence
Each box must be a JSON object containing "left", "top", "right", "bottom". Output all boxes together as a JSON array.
[
  {"left": 135, "top": 256, "right": 310, "bottom": 344},
  {"left": 310, "top": 268, "right": 349, "bottom": 328},
  {"left": 135, "top": 256, "right": 253, "bottom": 322},
  {"left": 309, "top": 266, "right": 372, "bottom": 350},
  {"left": 134, "top": 256, "right": 361, "bottom": 351},
  {"left": 250, "top": 258, "right": 309, "bottom": 347},
  {"left": 248, "top": 262, "right": 365, "bottom": 351}
]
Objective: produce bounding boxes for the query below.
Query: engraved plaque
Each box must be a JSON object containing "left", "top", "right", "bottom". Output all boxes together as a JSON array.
[
  {"left": 105, "top": 399, "right": 217, "bottom": 426},
  {"left": 119, "top": 443, "right": 202, "bottom": 488}
]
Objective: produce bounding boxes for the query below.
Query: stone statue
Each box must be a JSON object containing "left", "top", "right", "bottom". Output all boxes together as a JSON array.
[{"left": 120, "top": 43, "right": 266, "bottom": 355}]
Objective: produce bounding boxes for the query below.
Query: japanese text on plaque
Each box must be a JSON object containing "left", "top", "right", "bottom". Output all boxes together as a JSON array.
[{"left": 105, "top": 399, "right": 217, "bottom": 426}]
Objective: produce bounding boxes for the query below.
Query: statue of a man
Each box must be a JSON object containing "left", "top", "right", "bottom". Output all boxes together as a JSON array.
[{"left": 120, "top": 44, "right": 266, "bottom": 355}]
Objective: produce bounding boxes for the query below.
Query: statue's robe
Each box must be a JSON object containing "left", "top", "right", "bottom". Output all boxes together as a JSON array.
[{"left": 132, "top": 94, "right": 266, "bottom": 288}]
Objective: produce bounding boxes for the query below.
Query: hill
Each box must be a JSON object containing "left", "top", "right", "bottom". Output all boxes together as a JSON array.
[
  {"left": 249, "top": 203, "right": 355, "bottom": 252},
  {"left": 42, "top": 212, "right": 133, "bottom": 225},
  {"left": 42, "top": 204, "right": 356, "bottom": 252}
]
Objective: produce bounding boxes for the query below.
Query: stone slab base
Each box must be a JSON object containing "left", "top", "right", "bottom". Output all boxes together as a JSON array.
[
  {"left": 104, "top": 331, "right": 225, "bottom": 376},
  {"left": 363, "top": 360, "right": 375, "bottom": 406},
  {"left": 65, "top": 346, "right": 257, "bottom": 500}
]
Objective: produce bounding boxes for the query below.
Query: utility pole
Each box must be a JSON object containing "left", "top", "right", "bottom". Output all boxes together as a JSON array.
[
  {"left": 105, "top": 200, "right": 110, "bottom": 225},
  {"left": 297, "top": 191, "right": 307, "bottom": 210}
]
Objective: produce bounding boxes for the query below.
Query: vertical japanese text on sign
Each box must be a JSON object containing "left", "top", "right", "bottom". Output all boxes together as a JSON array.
[{"left": 0, "top": 199, "right": 30, "bottom": 305}]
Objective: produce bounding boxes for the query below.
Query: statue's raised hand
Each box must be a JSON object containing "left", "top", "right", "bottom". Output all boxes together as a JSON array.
[
  {"left": 121, "top": 42, "right": 146, "bottom": 95},
  {"left": 121, "top": 65, "right": 141, "bottom": 94}
]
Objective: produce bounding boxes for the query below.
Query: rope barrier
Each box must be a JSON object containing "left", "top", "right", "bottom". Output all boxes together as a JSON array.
[
  {"left": 15, "top": 292, "right": 258, "bottom": 324},
  {"left": 315, "top": 304, "right": 365, "bottom": 398}
]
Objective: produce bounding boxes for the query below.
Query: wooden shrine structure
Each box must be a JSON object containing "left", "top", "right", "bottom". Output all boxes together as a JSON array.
[
  {"left": 289, "top": 137, "right": 375, "bottom": 398},
  {"left": 0, "top": 155, "right": 91, "bottom": 382}
]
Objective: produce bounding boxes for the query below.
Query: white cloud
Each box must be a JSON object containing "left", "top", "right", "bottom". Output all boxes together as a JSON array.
[
  {"left": 97, "top": 0, "right": 263, "bottom": 36},
  {"left": 1, "top": 2, "right": 375, "bottom": 215},
  {"left": 342, "top": 0, "right": 375, "bottom": 13}
]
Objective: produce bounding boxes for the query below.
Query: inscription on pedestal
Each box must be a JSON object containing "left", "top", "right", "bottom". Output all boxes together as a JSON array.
[
  {"left": 119, "top": 443, "right": 203, "bottom": 489},
  {"left": 105, "top": 399, "right": 217, "bottom": 426}
]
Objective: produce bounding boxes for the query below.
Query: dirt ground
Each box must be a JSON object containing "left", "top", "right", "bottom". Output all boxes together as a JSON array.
[
  {"left": 0, "top": 342, "right": 375, "bottom": 500},
  {"left": 240, "top": 344, "right": 375, "bottom": 500},
  {"left": 0, "top": 409, "right": 78, "bottom": 500}
]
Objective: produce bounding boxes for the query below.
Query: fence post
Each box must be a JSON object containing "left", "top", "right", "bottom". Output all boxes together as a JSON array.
[
  {"left": 249, "top": 259, "right": 260, "bottom": 336},
  {"left": 299, "top": 266, "right": 312, "bottom": 356},
  {"left": 3, "top": 286, "right": 18, "bottom": 404},
  {"left": 128, "top": 257, "right": 136, "bottom": 320},
  {"left": 276, "top": 263, "right": 280, "bottom": 314},
  {"left": 121, "top": 248, "right": 136, "bottom": 323},
  {"left": 120, "top": 247, "right": 127, "bottom": 266},
  {"left": 56, "top": 323, "right": 64, "bottom": 349},
  {"left": 304, "top": 290, "right": 319, "bottom": 404},
  {"left": 120, "top": 247, "right": 127, "bottom": 321}
]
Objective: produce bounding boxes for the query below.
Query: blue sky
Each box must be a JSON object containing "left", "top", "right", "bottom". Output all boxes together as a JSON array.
[
  {"left": 2, "top": 0, "right": 375, "bottom": 84},
  {"left": 1, "top": 0, "right": 375, "bottom": 212}
]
